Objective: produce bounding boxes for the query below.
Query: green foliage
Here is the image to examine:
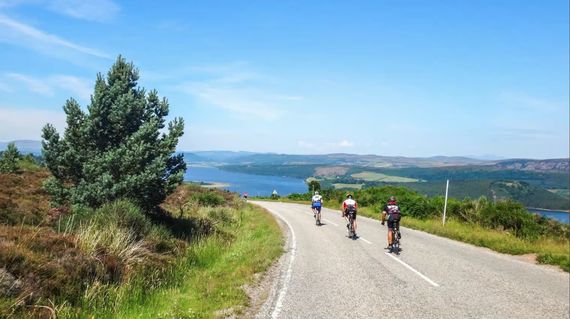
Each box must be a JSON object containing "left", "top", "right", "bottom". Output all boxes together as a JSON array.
[
  {"left": 192, "top": 191, "right": 226, "bottom": 207},
  {"left": 41, "top": 56, "right": 186, "bottom": 210},
  {"left": 0, "top": 142, "right": 21, "bottom": 173},
  {"left": 307, "top": 179, "right": 321, "bottom": 193}
]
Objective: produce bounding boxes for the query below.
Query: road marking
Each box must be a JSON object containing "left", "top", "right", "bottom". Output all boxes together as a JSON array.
[
  {"left": 269, "top": 210, "right": 297, "bottom": 319},
  {"left": 359, "top": 237, "right": 372, "bottom": 244},
  {"left": 384, "top": 253, "right": 440, "bottom": 287}
]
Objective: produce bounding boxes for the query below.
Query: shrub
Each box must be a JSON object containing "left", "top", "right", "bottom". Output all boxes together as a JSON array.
[{"left": 192, "top": 191, "right": 226, "bottom": 207}]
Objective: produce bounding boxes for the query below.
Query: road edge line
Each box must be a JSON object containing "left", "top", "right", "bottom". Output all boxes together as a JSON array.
[{"left": 265, "top": 208, "right": 297, "bottom": 318}]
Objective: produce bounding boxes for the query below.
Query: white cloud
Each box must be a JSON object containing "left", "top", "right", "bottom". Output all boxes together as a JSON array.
[
  {"left": 3, "top": 73, "right": 92, "bottom": 102},
  {"left": 298, "top": 140, "right": 315, "bottom": 149},
  {"left": 183, "top": 84, "right": 283, "bottom": 120},
  {"left": 5, "top": 73, "right": 54, "bottom": 96},
  {"left": 0, "top": 0, "right": 119, "bottom": 22},
  {"left": 297, "top": 139, "right": 355, "bottom": 153},
  {"left": 175, "top": 63, "right": 302, "bottom": 121},
  {"left": 48, "top": 0, "right": 119, "bottom": 22},
  {"left": 0, "top": 106, "right": 66, "bottom": 140},
  {"left": 0, "top": 14, "right": 110, "bottom": 59},
  {"left": 50, "top": 75, "right": 92, "bottom": 101},
  {"left": 338, "top": 139, "right": 354, "bottom": 147},
  {"left": 500, "top": 91, "right": 564, "bottom": 112}
]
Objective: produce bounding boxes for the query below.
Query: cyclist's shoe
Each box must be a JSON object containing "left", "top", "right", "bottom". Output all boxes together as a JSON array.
[
  {"left": 397, "top": 231, "right": 402, "bottom": 239},
  {"left": 384, "top": 245, "right": 392, "bottom": 250},
  {"left": 381, "top": 221, "right": 385, "bottom": 226},
  {"left": 346, "top": 223, "right": 350, "bottom": 229}
]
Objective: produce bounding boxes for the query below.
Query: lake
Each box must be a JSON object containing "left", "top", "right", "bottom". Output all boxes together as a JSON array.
[
  {"left": 527, "top": 208, "right": 570, "bottom": 224},
  {"left": 184, "top": 166, "right": 307, "bottom": 196}
]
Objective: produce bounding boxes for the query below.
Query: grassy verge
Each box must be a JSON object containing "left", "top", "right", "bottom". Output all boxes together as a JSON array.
[
  {"left": 91, "top": 204, "right": 283, "bottom": 318},
  {"left": 401, "top": 217, "right": 569, "bottom": 271},
  {"left": 256, "top": 197, "right": 570, "bottom": 272}
]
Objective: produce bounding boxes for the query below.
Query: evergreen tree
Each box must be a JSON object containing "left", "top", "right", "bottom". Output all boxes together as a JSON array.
[
  {"left": 42, "top": 56, "right": 186, "bottom": 209},
  {"left": 0, "top": 143, "right": 21, "bottom": 173}
]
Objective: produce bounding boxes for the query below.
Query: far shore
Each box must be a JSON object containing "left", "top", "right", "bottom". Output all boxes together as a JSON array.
[
  {"left": 200, "top": 182, "right": 230, "bottom": 188},
  {"left": 527, "top": 207, "right": 570, "bottom": 213}
]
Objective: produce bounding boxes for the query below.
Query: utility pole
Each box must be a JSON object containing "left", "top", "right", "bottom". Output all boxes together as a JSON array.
[{"left": 443, "top": 179, "right": 449, "bottom": 226}]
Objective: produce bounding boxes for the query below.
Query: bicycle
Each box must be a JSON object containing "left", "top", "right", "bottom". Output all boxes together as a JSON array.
[
  {"left": 312, "top": 204, "right": 322, "bottom": 226},
  {"left": 390, "top": 222, "right": 401, "bottom": 255}
]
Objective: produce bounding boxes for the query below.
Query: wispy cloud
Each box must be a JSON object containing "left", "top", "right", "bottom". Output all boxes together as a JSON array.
[
  {"left": 0, "top": 0, "right": 119, "bottom": 22},
  {"left": 496, "top": 127, "right": 556, "bottom": 139},
  {"left": 175, "top": 63, "right": 301, "bottom": 120},
  {"left": 0, "top": 106, "right": 66, "bottom": 140},
  {"left": 3, "top": 72, "right": 92, "bottom": 101},
  {"left": 5, "top": 73, "right": 54, "bottom": 96},
  {"left": 0, "top": 14, "right": 111, "bottom": 59},
  {"left": 47, "top": 0, "right": 119, "bottom": 22},
  {"left": 500, "top": 91, "right": 564, "bottom": 112},
  {"left": 182, "top": 84, "right": 283, "bottom": 120},
  {"left": 298, "top": 139, "right": 355, "bottom": 152}
]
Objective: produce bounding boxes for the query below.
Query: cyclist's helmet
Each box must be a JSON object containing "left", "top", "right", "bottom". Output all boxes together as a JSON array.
[
  {"left": 314, "top": 191, "right": 319, "bottom": 195},
  {"left": 346, "top": 193, "right": 353, "bottom": 199}
]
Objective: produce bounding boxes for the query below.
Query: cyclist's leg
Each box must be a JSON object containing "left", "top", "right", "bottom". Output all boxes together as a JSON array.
[
  {"left": 387, "top": 218, "right": 394, "bottom": 246},
  {"left": 352, "top": 212, "right": 356, "bottom": 234}
]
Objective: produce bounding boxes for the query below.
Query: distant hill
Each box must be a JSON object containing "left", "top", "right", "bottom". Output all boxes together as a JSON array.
[
  {"left": 494, "top": 159, "right": 569, "bottom": 173},
  {"left": 183, "top": 151, "right": 490, "bottom": 168},
  {"left": 0, "top": 140, "right": 42, "bottom": 154}
]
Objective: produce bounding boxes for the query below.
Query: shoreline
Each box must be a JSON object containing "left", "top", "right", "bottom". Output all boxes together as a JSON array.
[{"left": 527, "top": 207, "right": 570, "bottom": 213}]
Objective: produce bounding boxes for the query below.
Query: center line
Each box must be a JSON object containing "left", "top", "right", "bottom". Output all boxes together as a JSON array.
[
  {"left": 384, "top": 253, "right": 440, "bottom": 287},
  {"left": 359, "top": 237, "right": 372, "bottom": 244}
]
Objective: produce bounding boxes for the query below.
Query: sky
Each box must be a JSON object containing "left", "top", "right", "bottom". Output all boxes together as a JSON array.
[{"left": 0, "top": 0, "right": 568, "bottom": 159}]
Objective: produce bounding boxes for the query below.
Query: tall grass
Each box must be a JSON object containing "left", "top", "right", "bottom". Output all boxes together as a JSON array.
[{"left": 80, "top": 204, "right": 283, "bottom": 318}]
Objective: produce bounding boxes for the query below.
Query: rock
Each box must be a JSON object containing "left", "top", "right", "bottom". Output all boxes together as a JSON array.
[{"left": 0, "top": 268, "right": 22, "bottom": 297}]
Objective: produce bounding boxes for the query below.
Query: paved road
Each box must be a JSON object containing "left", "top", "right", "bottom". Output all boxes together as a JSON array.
[{"left": 253, "top": 201, "right": 570, "bottom": 319}]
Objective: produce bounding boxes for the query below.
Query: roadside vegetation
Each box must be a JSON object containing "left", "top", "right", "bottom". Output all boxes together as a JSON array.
[
  {"left": 278, "top": 183, "right": 570, "bottom": 272},
  {"left": 0, "top": 57, "right": 283, "bottom": 318}
]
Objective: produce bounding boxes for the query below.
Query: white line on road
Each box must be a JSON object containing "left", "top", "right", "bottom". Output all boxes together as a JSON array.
[
  {"left": 359, "top": 237, "right": 373, "bottom": 244},
  {"left": 384, "top": 253, "right": 440, "bottom": 287},
  {"left": 270, "top": 210, "right": 297, "bottom": 319}
]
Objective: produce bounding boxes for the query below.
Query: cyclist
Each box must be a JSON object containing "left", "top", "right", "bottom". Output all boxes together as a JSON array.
[
  {"left": 311, "top": 191, "right": 323, "bottom": 223},
  {"left": 381, "top": 196, "right": 401, "bottom": 250},
  {"left": 341, "top": 193, "right": 358, "bottom": 237}
]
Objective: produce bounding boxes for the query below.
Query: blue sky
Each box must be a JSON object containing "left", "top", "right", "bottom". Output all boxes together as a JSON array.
[{"left": 0, "top": 0, "right": 568, "bottom": 158}]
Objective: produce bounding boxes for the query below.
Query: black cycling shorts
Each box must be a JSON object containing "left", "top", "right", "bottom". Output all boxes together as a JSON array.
[
  {"left": 345, "top": 210, "right": 357, "bottom": 220},
  {"left": 312, "top": 206, "right": 322, "bottom": 212},
  {"left": 387, "top": 214, "right": 400, "bottom": 229}
]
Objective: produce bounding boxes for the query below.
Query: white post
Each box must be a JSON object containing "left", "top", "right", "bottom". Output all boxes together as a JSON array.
[{"left": 443, "top": 179, "right": 449, "bottom": 226}]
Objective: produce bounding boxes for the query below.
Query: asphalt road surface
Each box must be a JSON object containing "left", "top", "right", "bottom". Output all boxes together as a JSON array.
[{"left": 252, "top": 201, "right": 570, "bottom": 319}]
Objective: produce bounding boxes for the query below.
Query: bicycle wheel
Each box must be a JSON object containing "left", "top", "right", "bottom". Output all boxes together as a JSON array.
[{"left": 392, "top": 229, "right": 400, "bottom": 254}]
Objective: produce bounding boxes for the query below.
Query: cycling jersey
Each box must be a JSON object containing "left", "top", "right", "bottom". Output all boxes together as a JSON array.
[
  {"left": 383, "top": 203, "right": 401, "bottom": 229},
  {"left": 343, "top": 199, "right": 357, "bottom": 211},
  {"left": 312, "top": 195, "right": 323, "bottom": 208}
]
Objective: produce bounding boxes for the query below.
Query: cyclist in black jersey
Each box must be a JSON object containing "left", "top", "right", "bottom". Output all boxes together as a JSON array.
[{"left": 381, "top": 196, "right": 401, "bottom": 250}]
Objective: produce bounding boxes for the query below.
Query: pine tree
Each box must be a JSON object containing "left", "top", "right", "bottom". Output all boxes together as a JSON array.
[
  {"left": 42, "top": 56, "right": 186, "bottom": 210},
  {"left": 0, "top": 143, "right": 21, "bottom": 173}
]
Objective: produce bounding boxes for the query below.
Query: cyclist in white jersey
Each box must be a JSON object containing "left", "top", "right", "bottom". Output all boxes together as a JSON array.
[{"left": 311, "top": 191, "right": 323, "bottom": 223}]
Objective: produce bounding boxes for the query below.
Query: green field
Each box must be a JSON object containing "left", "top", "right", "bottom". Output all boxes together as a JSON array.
[
  {"left": 351, "top": 171, "right": 420, "bottom": 183},
  {"left": 333, "top": 183, "right": 363, "bottom": 190}
]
